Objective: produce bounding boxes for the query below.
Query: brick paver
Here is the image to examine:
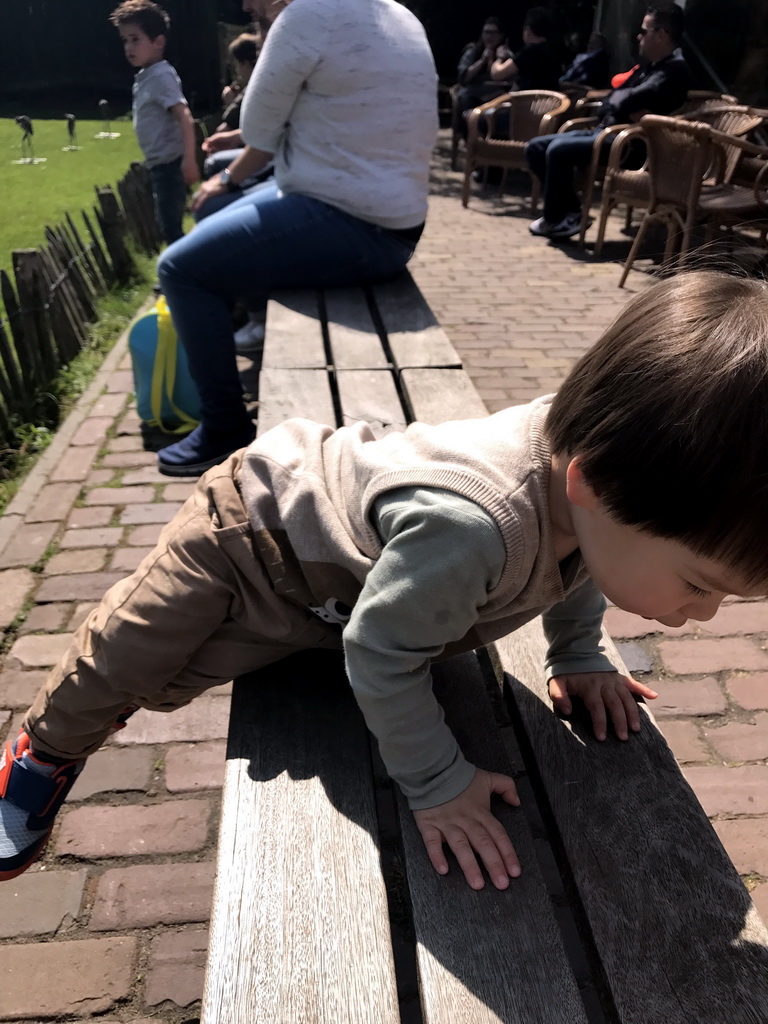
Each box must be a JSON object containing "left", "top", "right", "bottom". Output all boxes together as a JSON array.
[
  {"left": 0, "top": 130, "right": 764, "bottom": 1021},
  {"left": 57, "top": 799, "right": 211, "bottom": 858}
]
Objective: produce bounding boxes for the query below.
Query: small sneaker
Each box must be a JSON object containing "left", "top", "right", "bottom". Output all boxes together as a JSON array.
[
  {"left": 157, "top": 421, "right": 256, "bottom": 477},
  {"left": 233, "top": 318, "right": 266, "bottom": 355},
  {"left": 0, "top": 731, "right": 84, "bottom": 880}
]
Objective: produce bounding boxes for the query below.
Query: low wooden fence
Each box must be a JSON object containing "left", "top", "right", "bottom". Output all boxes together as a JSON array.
[{"left": 0, "top": 162, "right": 162, "bottom": 447}]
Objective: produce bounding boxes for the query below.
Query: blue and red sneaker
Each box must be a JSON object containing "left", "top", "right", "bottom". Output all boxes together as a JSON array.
[{"left": 0, "top": 730, "right": 84, "bottom": 880}]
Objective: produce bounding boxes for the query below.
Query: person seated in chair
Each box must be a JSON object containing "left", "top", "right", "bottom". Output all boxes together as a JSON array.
[
  {"left": 526, "top": 4, "right": 689, "bottom": 240},
  {"left": 559, "top": 32, "right": 611, "bottom": 96},
  {"left": 196, "top": 32, "right": 274, "bottom": 221},
  {"left": 489, "top": 7, "right": 562, "bottom": 93},
  {"left": 455, "top": 17, "right": 513, "bottom": 138}
]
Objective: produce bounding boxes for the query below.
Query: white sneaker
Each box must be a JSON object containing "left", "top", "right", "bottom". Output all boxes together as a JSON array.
[
  {"left": 529, "top": 217, "right": 557, "bottom": 236},
  {"left": 547, "top": 213, "right": 584, "bottom": 239},
  {"left": 233, "top": 317, "right": 266, "bottom": 354},
  {"left": 529, "top": 213, "right": 584, "bottom": 239}
]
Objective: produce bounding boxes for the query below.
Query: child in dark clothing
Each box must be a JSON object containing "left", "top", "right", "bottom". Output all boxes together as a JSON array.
[{"left": 2, "top": 272, "right": 768, "bottom": 890}]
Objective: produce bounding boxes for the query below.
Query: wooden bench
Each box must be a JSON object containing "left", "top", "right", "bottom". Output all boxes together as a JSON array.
[{"left": 201, "top": 272, "right": 768, "bottom": 1024}]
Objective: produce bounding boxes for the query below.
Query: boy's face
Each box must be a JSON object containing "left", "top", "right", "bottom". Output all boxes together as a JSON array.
[
  {"left": 118, "top": 23, "right": 165, "bottom": 69},
  {"left": 566, "top": 461, "right": 762, "bottom": 627}
]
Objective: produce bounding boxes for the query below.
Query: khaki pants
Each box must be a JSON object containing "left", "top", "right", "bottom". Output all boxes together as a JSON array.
[{"left": 24, "top": 451, "right": 342, "bottom": 760}]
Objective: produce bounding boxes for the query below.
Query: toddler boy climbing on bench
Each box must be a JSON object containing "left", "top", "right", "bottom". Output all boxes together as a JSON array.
[{"left": 2, "top": 271, "right": 768, "bottom": 888}]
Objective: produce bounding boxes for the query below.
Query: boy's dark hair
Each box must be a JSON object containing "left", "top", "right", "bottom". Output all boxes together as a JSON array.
[
  {"left": 647, "top": 4, "right": 685, "bottom": 45},
  {"left": 109, "top": 0, "right": 170, "bottom": 40},
  {"left": 546, "top": 271, "right": 768, "bottom": 587},
  {"left": 229, "top": 33, "right": 260, "bottom": 64},
  {"left": 524, "top": 6, "right": 553, "bottom": 39}
]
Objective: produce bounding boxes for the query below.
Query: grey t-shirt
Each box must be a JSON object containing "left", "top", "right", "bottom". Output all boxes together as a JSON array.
[{"left": 132, "top": 59, "right": 185, "bottom": 168}]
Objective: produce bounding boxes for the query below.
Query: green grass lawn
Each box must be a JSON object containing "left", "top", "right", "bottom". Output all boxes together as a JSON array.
[{"left": 0, "top": 117, "right": 142, "bottom": 270}]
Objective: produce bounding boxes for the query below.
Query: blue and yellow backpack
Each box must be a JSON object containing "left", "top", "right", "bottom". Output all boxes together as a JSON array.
[{"left": 128, "top": 293, "right": 201, "bottom": 434}]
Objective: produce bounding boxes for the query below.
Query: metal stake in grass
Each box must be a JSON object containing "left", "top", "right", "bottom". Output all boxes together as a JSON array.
[
  {"left": 94, "top": 98, "right": 121, "bottom": 140},
  {"left": 63, "top": 113, "right": 81, "bottom": 151},
  {"left": 12, "top": 115, "right": 46, "bottom": 165}
]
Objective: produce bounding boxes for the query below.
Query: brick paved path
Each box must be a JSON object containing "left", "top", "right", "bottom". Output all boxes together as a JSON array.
[{"left": 0, "top": 132, "right": 765, "bottom": 1021}]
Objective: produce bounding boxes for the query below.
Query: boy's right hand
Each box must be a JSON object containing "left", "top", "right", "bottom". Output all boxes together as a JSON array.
[{"left": 412, "top": 769, "right": 521, "bottom": 890}]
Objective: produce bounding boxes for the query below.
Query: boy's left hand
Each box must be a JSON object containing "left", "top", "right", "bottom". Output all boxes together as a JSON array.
[
  {"left": 182, "top": 157, "right": 201, "bottom": 187},
  {"left": 548, "top": 671, "right": 658, "bottom": 741}
]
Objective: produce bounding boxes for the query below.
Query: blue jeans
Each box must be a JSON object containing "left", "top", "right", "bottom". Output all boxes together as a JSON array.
[
  {"left": 149, "top": 157, "right": 187, "bottom": 245},
  {"left": 157, "top": 183, "right": 419, "bottom": 431},
  {"left": 525, "top": 129, "right": 608, "bottom": 223}
]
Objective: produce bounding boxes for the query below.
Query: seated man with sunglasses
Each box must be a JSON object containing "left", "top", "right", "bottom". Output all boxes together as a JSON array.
[{"left": 525, "top": 4, "right": 689, "bottom": 240}]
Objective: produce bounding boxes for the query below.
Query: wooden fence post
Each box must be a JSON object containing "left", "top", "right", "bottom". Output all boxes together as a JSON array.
[
  {"left": 96, "top": 187, "right": 134, "bottom": 281},
  {"left": 12, "top": 249, "right": 58, "bottom": 384},
  {"left": 0, "top": 316, "right": 27, "bottom": 419},
  {"left": 66, "top": 212, "right": 105, "bottom": 296},
  {"left": 39, "top": 247, "right": 84, "bottom": 364},
  {"left": 1, "top": 268, "right": 40, "bottom": 399},
  {"left": 82, "top": 209, "right": 114, "bottom": 288}
]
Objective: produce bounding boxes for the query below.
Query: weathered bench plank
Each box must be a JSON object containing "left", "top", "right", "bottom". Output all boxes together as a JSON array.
[
  {"left": 201, "top": 653, "right": 400, "bottom": 1024},
  {"left": 263, "top": 289, "right": 326, "bottom": 369},
  {"left": 373, "top": 272, "right": 463, "bottom": 369},
  {"left": 494, "top": 620, "right": 768, "bottom": 1024},
  {"left": 325, "top": 287, "right": 390, "bottom": 369},
  {"left": 396, "top": 653, "right": 588, "bottom": 1024},
  {"left": 401, "top": 367, "right": 488, "bottom": 424},
  {"left": 256, "top": 367, "right": 335, "bottom": 435},
  {"left": 336, "top": 367, "right": 407, "bottom": 437}
]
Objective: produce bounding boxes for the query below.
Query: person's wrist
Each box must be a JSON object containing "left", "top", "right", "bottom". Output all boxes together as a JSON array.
[{"left": 219, "top": 168, "right": 236, "bottom": 192}]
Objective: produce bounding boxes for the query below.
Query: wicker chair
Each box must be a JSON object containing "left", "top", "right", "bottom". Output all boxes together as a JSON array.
[
  {"left": 698, "top": 130, "right": 768, "bottom": 243},
  {"left": 591, "top": 106, "right": 764, "bottom": 256},
  {"left": 675, "top": 91, "right": 738, "bottom": 115},
  {"left": 618, "top": 115, "right": 715, "bottom": 287},
  {"left": 461, "top": 90, "right": 571, "bottom": 210}
]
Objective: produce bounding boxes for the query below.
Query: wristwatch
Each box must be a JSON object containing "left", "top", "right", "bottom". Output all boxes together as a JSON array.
[{"left": 219, "top": 168, "right": 236, "bottom": 191}]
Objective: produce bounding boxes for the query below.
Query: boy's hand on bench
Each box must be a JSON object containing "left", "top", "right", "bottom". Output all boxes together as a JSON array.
[
  {"left": 412, "top": 769, "right": 522, "bottom": 891},
  {"left": 548, "top": 671, "right": 658, "bottom": 742}
]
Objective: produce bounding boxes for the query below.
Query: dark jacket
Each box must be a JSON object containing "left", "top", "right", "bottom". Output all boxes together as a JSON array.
[{"left": 599, "top": 52, "right": 690, "bottom": 127}]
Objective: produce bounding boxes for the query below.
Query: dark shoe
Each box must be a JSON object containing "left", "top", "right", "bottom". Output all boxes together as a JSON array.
[
  {"left": 157, "top": 422, "right": 256, "bottom": 477},
  {"left": 0, "top": 731, "right": 85, "bottom": 880}
]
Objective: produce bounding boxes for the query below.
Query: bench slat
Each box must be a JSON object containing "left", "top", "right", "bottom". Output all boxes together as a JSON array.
[
  {"left": 201, "top": 653, "right": 400, "bottom": 1024},
  {"left": 494, "top": 620, "right": 768, "bottom": 1024},
  {"left": 257, "top": 367, "right": 336, "bottom": 436},
  {"left": 336, "top": 368, "right": 407, "bottom": 437},
  {"left": 396, "top": 654, "right": 588, "bottom": 1024},
  {"left": 325, "top": 287, "right": 390, "bottom": 369},
  {"left": 263, "top": 289, "right": 327, "bottom": 368},
  {"left": 372, "top": 272, "right": 462, "bottom": 369},
  {"left": 400, "top": 367, "right": 488, "bottom": 424}
]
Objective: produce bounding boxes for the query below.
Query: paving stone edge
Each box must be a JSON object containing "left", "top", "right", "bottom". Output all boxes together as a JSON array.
[{"left": 0, "top": 296, "right": 153, "bottom": 558}]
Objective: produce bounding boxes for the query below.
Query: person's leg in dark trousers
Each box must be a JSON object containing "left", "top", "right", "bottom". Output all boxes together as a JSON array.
[
  {"left": 525, "top": 129, "right": 602, "bottom": 225},
  {"left": 149, "top": 157, "right": 187, "bottom": 245}
]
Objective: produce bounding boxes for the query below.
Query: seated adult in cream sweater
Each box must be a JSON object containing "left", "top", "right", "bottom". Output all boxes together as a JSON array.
[{"left": 155, "top": 0, "right": 438, "bottom": 477}]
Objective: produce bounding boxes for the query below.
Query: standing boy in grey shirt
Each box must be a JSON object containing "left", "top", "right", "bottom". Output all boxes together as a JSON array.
[{"left": 110, "top": 0, "right": 199, "bottom": 244}]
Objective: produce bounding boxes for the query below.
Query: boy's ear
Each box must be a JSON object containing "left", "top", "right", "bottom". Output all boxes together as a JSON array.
[{"left": 565, "top": 457, "right": 601, "bottom": 510}]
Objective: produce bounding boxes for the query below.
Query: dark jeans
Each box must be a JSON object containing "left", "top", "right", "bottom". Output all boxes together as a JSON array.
[
  {"left": 149, "top": 157, "right": 187, "bottom": 245},
  {"left": 157, "top": 183, "right": 420, "bottom": 431},
  {"left": 525, "top": 129, "right": 613, "bottom": 223}
]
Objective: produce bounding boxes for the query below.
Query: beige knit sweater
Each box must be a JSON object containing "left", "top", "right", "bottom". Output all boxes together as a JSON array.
[{"left": 242, "top": 396, "right": 614, "bottom": 806}]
